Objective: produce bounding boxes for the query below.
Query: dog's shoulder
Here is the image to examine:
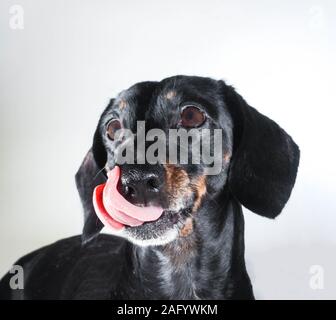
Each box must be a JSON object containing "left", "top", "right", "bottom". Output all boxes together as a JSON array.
[{"left": 0, "top": 234, "right": 127, "bottom": 299}]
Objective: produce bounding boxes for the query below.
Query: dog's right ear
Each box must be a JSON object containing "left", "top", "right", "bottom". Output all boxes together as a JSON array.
[
  {"left": 76, "top": 99, "right": 115, "bottom": 243},
  {"left": 75, "top": 148, "right": 106, "bottom": 243},
  {"left": 75, "top": 102, "right": 111, "bottom": 243}
]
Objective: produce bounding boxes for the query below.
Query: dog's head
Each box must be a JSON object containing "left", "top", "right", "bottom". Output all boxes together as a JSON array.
[{"left": 76, "top": 75, "right": 300, "bottom": 246}]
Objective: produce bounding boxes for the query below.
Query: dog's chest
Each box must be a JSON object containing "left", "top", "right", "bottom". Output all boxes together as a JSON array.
[{"left": 154, "top": 250, "right": 200, "bottom": 300}]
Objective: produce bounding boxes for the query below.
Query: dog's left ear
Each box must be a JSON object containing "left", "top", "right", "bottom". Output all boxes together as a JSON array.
[{"left": 221, "top": 81, "right": 300, "bottom": 218}]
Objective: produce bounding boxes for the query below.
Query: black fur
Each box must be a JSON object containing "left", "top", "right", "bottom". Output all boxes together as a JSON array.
[{"left": 0, "top": 76, "right": 300, "bottom": 300}]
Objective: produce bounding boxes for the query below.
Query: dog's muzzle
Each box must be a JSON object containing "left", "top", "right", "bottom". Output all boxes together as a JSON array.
[{"left": 93, "top": 166, "right": 164, "bottom": 230}]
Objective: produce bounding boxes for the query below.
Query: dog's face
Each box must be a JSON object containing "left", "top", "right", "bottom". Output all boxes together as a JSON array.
[
  {"left": 95, "top": 76, "right": 233, "bottom": 245},
  {"left": 76, "top": 75, "right": 300, "bottom": 246}
]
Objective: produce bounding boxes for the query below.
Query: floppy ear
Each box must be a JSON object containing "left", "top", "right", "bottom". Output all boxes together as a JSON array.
[
  {"left": 221, "top": 82, "right": 300, "bottom": 218},
  {"left": 75, "top": 148, "right": 106, "bottom": 243},
  {"left": 75, "top": 101, "right": 113, "bottom": 242}
]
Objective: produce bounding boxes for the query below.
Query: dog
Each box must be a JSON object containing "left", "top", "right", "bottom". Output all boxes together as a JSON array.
[{"left": 0, "top": 75, "right": 300, "bottom": 299}]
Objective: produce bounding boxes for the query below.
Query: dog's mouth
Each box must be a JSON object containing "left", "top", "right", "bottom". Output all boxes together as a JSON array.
[
  {"left": 93, "top": 166, "right": 192, "bottom": 245},
  {"left": 121, "top": 208, "right": 193, "bottom": 246},
  {"left": 124, "top": 207, "right": 192, "bottom": 231},
  {"left": 93, "top": 166, "right": 164, "bottom": 229}
]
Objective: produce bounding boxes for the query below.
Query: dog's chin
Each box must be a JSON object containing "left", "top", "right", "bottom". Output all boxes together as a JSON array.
[{"left": 102, "top": 209, "right": 191, "bottom": 247}]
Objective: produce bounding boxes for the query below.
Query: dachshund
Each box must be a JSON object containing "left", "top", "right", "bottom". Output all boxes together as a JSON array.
[{"left": 0, "top": 75, "right": 300, "bottom": 299}]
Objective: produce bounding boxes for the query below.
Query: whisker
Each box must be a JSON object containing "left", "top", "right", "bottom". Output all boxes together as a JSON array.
[{"left": 92, "top": 167, "right": 106, "bottom": 181}]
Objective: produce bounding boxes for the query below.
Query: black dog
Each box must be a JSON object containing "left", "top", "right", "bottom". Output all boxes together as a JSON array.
[{"left": 0, "top": 76, "right": 300, "bottom": 299}]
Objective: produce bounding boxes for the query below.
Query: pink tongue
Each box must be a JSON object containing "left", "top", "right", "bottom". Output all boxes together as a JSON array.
[{"left": 92, "top": 166, "right": 164, "bottom": 229}]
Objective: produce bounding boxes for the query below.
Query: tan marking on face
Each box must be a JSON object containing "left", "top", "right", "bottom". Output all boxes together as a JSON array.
[
  {"left": 179, "top": 217, "right": 193, "bottom": 237},
  {"left": 164, "top": 164, "right": 191, "bottom": 206},
  {"left": 119, "top": 99, "right": 127, "bottom": 110},
  {"left": 165, "top": 90, "right": 177, "bottom": 100},
  {"left": 191, "top": 175, "right": 207, "bottom": 212}
]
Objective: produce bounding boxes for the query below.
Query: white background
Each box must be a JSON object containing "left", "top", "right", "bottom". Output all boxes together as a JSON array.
[{"left": 1, "top": 0, "right": 335, "bottom": 299}]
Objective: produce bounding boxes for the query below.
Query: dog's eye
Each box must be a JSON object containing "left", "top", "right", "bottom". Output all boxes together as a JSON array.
[
  {"left": 181, "top": 106, "right": 206, "bottom": 128},
  {"left": 107, "top": 119, "right": 122, "bottom": 140}
]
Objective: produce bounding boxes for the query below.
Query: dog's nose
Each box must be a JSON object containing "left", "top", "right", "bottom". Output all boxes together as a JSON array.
[{"left": 119, "top": 166, "right": 162, "bottom": 206}]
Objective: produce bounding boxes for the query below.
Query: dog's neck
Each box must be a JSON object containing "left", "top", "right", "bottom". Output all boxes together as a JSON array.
[{"left": 127, "top": 194, "right": 253, "bottom": 300}]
